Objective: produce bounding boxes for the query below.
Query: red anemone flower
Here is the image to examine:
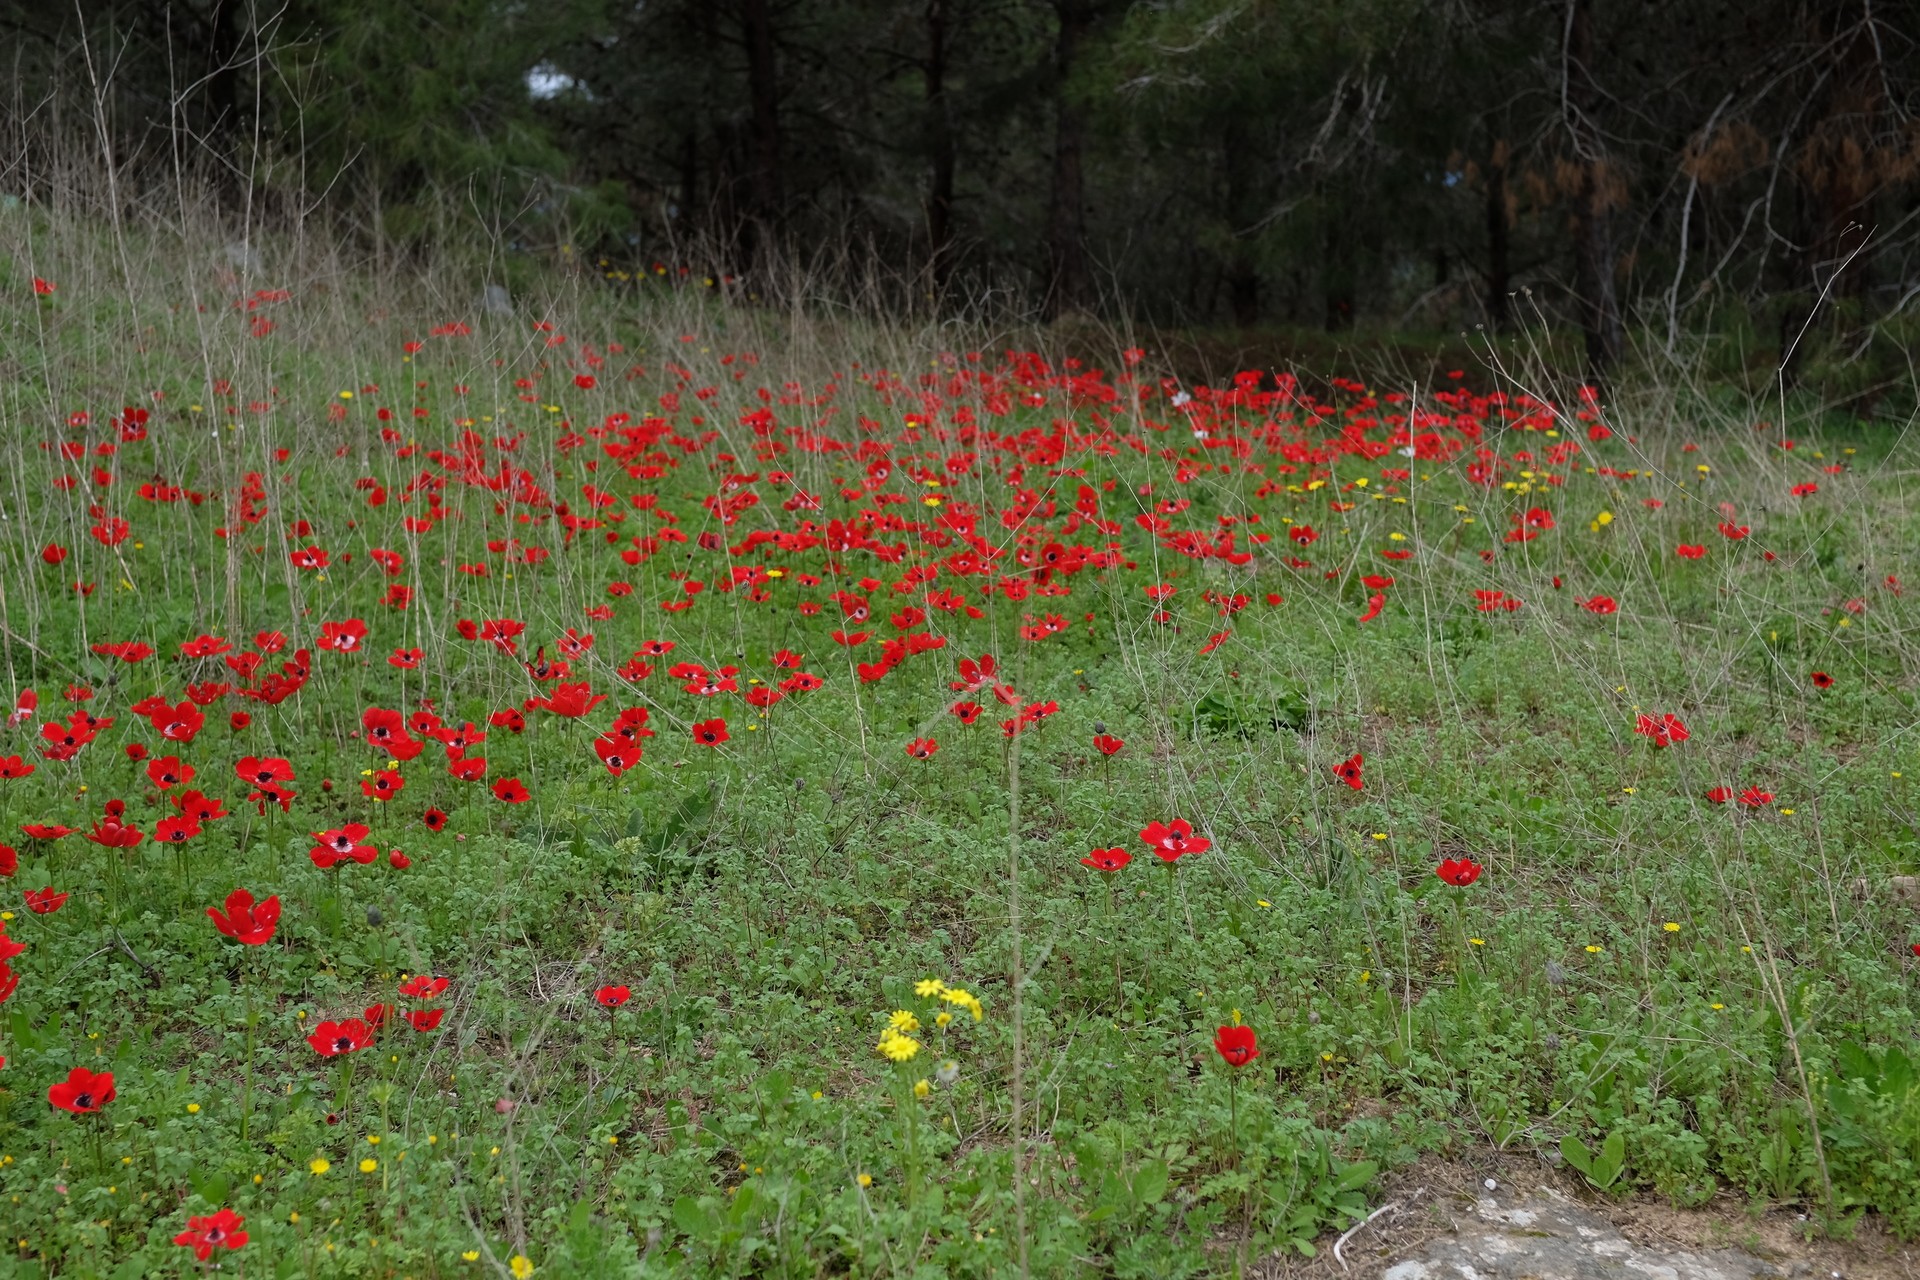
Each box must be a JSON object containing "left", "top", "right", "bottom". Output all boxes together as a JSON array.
[
  {"left": 1332, "top": 753, "right": 1364, "bottom": 790},
  {"left": 595, "top": 985, "right": 631, "bottom": 1008},
  {"left": 1436, "top": 857, "right": 1483, "bottom": 886},
  {"left": 306, "top": 1018, "right": 374, "bottom": 1057},
  {"left": 690, "top": 718, "right": 730, "bottom": 746},
  {"left": 904, "top": 737, "right": 938, "bottom": 759},
  {"left": 361, "top": 770, "right": 405, "bottom": 801},
  {"left": 48, "top": 1066, "right": 115, "bottom": 1113},
  {"left": 23, "top": 887, "right": 65, "bottom": 914},
  {"left": 398, "top": 975, "right": 449, "bottom": 1000},
  {"left": 1706, "top": 786, "right": 1733, "bottom": 804},
  {"left": 1080, "top": 847, "right": 1131, "bottom": 872},
  {"left": 146, "top": 756, "right": 193, "bottom": 789},
  {"left": 1091, "top": 733, "right": 1124, "bottom": 756},
  {"left": 1213, "top": 1023, "right": 1259, "bottom": 1067},
  {"left": 85, "top": 813, "right": 143, "bottom": 849},
  {"left": 491, "top": 777, "right": 531, "bottom": 804},
  {"left": 315, "top": 618, "right": 368, "bottom": 652},
  {"left": 236, "top": 755, "right": 294, "bottom": 788},
  {"left": 310, "top": 824, "right": 377, "bottom": 869},
  {"left": 1634, "top": 713, "right": 1689, "bottom": 747},
  {"left": 153, "top": 816, "right": 201, "bottom": 844},
  {"left": 1139, "top": 819, "right": 1210, "bottom": 863},
  {"left": 447, "top": 756, "right": 488, "bottom": 782},
  {"left": 593, "top": 736, "right": 638, "bottom": 775},
  {"left": 208, "top": 888, "right": 280, "bottom": 944},
  {"left": 1738, "top": 787, "right": 1774, "bottom": 808},
  {"left": 1809, "top": 671, "right": 1833, "bottom": 688},
  {"left": 173, "top": 1207, "right": 248, "bottom": 1261}
]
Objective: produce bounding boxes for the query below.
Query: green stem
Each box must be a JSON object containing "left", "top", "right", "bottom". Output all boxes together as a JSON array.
[
  {"left": 903, "top": 1071, "right": 919, "bottom": 1210},
  {"left": 1228, "top": 1073, "right": 1239, "bottom": 1152},
  {"left": 241, "top": 979, "right": 258, "bottom": 1144}
]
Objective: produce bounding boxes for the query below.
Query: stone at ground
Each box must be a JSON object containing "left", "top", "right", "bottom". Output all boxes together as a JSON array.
[{"left": 1377, "top": 1187, "right": 1790, "bottom": 1280}]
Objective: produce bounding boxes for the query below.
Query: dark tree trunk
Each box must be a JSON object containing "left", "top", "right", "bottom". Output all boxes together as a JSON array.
[
  {"left": 1804, "top": 1, "right": 1881, "bottom": 300},
  {"left": 1485, "top": 138, "right": 1512, "bottom": 330},
  {"left": 1222, "top": 115, "right": 1259, "bottom": 327},
  {"left": 1565, "top": 0, "right": 1623, "bottom": 376},
  {"left": 740, "top": 0, "right": 782, "bottom": 257},
  {"left": 679, "top": 128, "right": 698, "bottom": 228},
  {"left": 926, "top": 0, "right": 956, "bottom": 295},
  {"left": 1043, "top": 0, "right": 1093, "bottom": 320},
  {"left": 201, "top": 0, "right": 243, "bottom": 141},
  {"left": 1323, "top": 225, "right": 1354, "bottom": 332}
]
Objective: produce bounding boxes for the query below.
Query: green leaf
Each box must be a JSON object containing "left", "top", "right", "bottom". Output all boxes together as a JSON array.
[
  {"left": 672, "top": 1195, "right": 717, "bottom": 1240},
  {"left": 1131, "top": 1159, "right": 1169, "bottom": 1207},
  {"left": 1559, "top": 1134, "right": 1594, "bottom": 1176},
  {"left": 1596, "top": 1130, "right": 1626, "bottom": 1186},
  {"left": 1334, "top": 1160, "right": 1377, "bottom": 1193}
]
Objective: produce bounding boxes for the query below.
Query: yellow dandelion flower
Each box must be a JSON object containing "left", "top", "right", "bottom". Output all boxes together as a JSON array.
[
  {"left": 888, "top": 1010, "right": 921, "bottom": 1034},
  {"left": 940, "top": 988, "right": 984, "bottom": 1021},
  {"left": 914, "top": 978, "right": 947, "bottom": 998},
  {"left": 877, "top": 1029, "right": 921, "bottom": 1062},
  {"left": 309, "top": 1158, "right": 330, "bottom": 1175},
  {"left": 510, "top": 1257, "right": 534, "bottom": 1279}
]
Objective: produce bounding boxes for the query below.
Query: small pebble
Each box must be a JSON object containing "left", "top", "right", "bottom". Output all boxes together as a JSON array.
[{"left": 1483, "top": 1178, "right": 1498, "bottom": 1191}]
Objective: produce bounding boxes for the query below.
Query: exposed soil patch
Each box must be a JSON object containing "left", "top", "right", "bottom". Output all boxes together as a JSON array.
[{"left": 1261, "top": 1154, "right": 1918, "bottom": 1280}]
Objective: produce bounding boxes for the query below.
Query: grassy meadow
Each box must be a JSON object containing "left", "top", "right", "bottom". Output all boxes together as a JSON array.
[{"left": 0, "top": 197, "right": 1918, "bottom": 1278}]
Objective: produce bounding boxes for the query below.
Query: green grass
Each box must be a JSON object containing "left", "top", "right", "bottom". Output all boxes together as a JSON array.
[{"left": 0, "top": 198, "right": 1917, "bottom": 1278}]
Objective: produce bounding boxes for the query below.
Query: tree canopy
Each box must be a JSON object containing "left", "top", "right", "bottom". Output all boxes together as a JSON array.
[{"left": 6, "top": 0, "right": 1918, "bottom": 385}]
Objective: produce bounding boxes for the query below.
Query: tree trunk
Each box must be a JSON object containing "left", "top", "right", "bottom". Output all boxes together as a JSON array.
[
  {"left": 1804, "top": 0, "right": 1881, "bottom": 300},
  {"left": 926, "top": 0, "right": 956, "bottom": 296},
  {"left": 1564, "top": 0, "right": 1622, "bottom": 376},
  {"left": 678, "top": 128, "right": 698, "bottom": 230},
  {"left": 1485, "top": 139, "right": 1512, "bottom": 330},
  {"left": 1222, "top": 115, "right": 1259, "bottom": 327},
  {"left": 1043, "top": 0, "right": 1093, "bottom": 320},
  {"left": 202, "top": 0, "right": 244, "bottom": 141},
  {"left": 740, "top": 0, "right": 782, "bottom": 258}
]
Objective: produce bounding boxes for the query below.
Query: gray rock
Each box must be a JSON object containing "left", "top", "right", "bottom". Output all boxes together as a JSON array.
[
  {"left": 1378, "top": 1190, "right": 1784, "bottom": 1280},
  {"left": 481, "top": 283, "right": 513, "bottom": 314},
  {"left": 222, "top": 241, "right": 264, "bottom": 273}
]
